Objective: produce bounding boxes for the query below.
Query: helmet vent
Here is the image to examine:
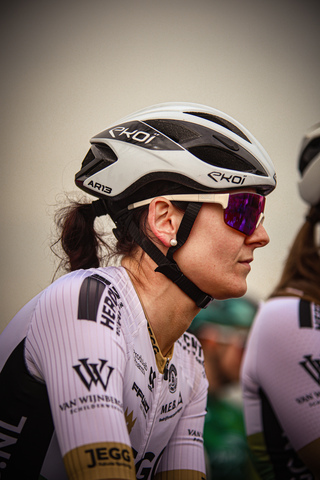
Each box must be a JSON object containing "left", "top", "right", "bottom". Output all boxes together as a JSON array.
[
  {"left": 82, "top": 148, "right": 95, "bottom": 168},
  {"left": 145, "top": 119, "right": 201, "bottom": 144},
  {"left": 79, "top": 143, "right": 118, "bottom": 178},
  {"left": 188, "top": 146, "right": 266, "bottom": 175},
  {"left": 91, "top": 143, "right": 118, "bottom": 163},
  {"left": 185, "top": 111, "right": 251, "bottom": 143},
  {"left": 82, "top": 143, "right": 117, "bottom": 168}
]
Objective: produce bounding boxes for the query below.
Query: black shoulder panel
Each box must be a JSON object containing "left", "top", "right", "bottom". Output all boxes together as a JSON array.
[
  {"left": 0, "top": 338, "right": 54, "bottom": 477},
  {"left": 78, "top": 273, "right": 111, "bottom": 322},
  {"left": 299, "top": 299, "right": 312, "bottom": 328},
  {"left": 260, "top": 387, "right": 312, "bottom": 478}
]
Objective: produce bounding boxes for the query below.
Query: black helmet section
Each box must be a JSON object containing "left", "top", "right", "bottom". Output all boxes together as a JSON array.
[
  {"left": 144, "top": 118, "right": 269, "bottom": 177},
  {"left": 75, "top": 143, "right": 118, "bottom": 198}
]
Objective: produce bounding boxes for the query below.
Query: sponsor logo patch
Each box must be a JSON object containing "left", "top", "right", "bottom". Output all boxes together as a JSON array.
[
  {"left": 299, "top": 354, "right": 320, "bottom": 386},
  {"left": 124, "top": 408, "right": 137, "bottom": 434},
  {"left": 132, "top": 382, "right": 149, "bottom": 417},
  {"left": 295, "top": 354, "right": 320, "bottom": 408},
  {"left": 159, "top": 392, "right": 183, "bottom": 422},
  {"left": 78, "top": 275, "right": 123, "bottom": 336},
  {"left": 133, "top": 349, "right": 148, "bottom": 376},
  {"left": 64, "top": 442, "right": 135, "bottom": 477},
  {"left": 168, "top": 364, "right": 177, "bottom": 393},
  {"left": 73, "top": 358, "right": 114, "bottom": 392}
]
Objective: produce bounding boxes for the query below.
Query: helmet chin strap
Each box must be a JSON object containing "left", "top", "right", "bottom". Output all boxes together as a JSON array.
[{"left": 113, "top": 201, "right": 213, "bottom": 309}]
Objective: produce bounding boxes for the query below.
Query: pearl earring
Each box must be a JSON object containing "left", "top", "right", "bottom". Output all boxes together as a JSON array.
[{"left": 170, "top": 239, "right": 178, "bottom": 247}]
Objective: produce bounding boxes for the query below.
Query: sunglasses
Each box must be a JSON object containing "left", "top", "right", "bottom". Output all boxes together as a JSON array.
[{"left": 128, "top": 191, "right": 266, "bottom": 236}]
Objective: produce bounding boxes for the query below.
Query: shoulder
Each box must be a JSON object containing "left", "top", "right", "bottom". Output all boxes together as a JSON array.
[
  {"left": 252, "top": 296, "right": 320, "bottom": 334},
  {"left": 48, "top": 265, "right": 127, "bottom": 294},
  {"left": 39, "top": 266, "right": 130, "bottom": 312},
  {"left": 244, "top": 297, "right": 320, "bottom": 383},
  {"left": 175, "top": 331, "right": 207, "bottom": 388},
  {"left": 298, "top": 299, "right": 320, "bottom": 330},
  {"left": 242, "top": 297, "right": 300, "bottom": 381},
  {"left": 24, "top": 267, "right": 133, "bottom": 380},
  {"left": 24, "top": 266, "right": 135, "bottom": 342},
  {"left": 176, "top": 330, "right": 204, "bottom": 360}
]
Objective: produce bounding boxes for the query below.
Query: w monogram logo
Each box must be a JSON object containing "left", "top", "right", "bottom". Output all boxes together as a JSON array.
[
  {"left": 73, "top": 358, "right": 114, "bottom": 391},
  {"left": 300, "top": 354, "right": 320, "bottom": 386}
]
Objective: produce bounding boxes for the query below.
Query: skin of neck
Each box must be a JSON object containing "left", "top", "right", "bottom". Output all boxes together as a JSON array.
[{"left": 121, "top": 250, "right": 200, "bottom": 356}]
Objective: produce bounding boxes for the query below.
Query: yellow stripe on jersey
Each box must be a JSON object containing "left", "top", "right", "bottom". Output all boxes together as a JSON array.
[
  {"left": 147, "top": 320, "right": 174, "bottom": 373},
  {"left": 247, "top": 433, "right": 274, "bottom": 479},
  {"left": 64, "top": 441, "right": 136, "bottom": 480},
  {"left": 153, "top": 470, "right": 206, "bottom": 480}
]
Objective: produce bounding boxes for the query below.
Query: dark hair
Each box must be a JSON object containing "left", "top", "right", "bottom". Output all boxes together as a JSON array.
[
  {"left": 52, "top": 181, "right": 193, "bottom": 276},
  {"left": 269, "top": 204, "right": 320, "bottom": 303},
  {"left": 52, "top": 200, "right": 109, "bottom": 273}
]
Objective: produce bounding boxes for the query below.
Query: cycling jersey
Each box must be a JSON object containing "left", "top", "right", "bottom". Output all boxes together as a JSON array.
[
  {"left": 241, "top": 296, "right": 320, "bottom": 479},
  {"left": 0, "top": 266, "right": 208, "bottom": 480}
]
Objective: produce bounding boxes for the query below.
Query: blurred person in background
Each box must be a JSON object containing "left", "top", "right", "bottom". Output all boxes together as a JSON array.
[
  {"left": 241, "top": 123, "right": 320, "bottom": 479},
  {"left": 189, "top": 297, "right": 259, "bottom": 480}
]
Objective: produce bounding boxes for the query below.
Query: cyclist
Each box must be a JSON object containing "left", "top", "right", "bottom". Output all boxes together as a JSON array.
[
  {"left": 241, "top": 123, "right": 320, "bottom": 479},
  {"left": 0, "top": 102, "right": 276, "bottom": 480}
]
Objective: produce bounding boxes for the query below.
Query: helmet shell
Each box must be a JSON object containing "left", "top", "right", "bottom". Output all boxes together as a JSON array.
[
  {"left": 75, "top": 102, "right": 277, "bottom": 202},
  {"left": 298, "top": 122, "right": 320, "bottom": 206}
]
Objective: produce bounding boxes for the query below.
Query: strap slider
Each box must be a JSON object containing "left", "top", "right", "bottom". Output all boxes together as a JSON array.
[{"left": 155, "top": 263, "right": 183, "bottom": 283}]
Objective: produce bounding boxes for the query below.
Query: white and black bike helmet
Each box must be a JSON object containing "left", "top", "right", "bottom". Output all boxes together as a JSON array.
[
  {"left": 75, "top": 102, "right": 277, "bottom": 307},
  {"left": 298, "top": 122, "right": 320, "bottom": 206}
]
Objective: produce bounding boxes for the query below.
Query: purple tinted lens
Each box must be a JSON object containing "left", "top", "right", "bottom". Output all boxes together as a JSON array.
[{"left": 224, "top": 193, "right": 265, "bottom": 235}]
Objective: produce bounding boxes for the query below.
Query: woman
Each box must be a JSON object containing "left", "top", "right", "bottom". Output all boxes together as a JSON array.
[
  {"left": 0, "top": 102, "right": 276, "bottom": 480},
  {"left": 241, "top": 123, "right": 320, "bottom": 479}
]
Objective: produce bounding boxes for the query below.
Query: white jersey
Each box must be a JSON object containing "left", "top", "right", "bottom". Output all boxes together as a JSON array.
[
  {"left": 0, "top": 266, "right": 208, "bottom": 480},
  {"left": 241, "top": 296, "right": 320, "bottom": 479}
]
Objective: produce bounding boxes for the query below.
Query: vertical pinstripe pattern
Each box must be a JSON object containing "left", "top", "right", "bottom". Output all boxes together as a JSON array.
[
  {"left": 1, "top": 266, "right": 208, "bottom": 479},
  {"left": 242, "top": 296, "right": 319, "bottom": 479}
]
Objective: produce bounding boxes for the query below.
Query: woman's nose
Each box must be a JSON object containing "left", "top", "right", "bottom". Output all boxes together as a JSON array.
[{"left": 246, "top": 223, "right": 270, "bottom": 247}]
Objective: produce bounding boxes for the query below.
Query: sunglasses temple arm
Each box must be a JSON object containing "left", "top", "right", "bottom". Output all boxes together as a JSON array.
[{"left": 256, "top": 212, "right": 265, "bottom": 229}]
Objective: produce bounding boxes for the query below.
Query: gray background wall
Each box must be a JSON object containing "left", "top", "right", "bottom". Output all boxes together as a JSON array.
[{"left": 1, "top": 0, "right": 319, "bottom": 331}]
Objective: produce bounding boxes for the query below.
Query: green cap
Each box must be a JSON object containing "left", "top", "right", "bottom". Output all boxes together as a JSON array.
[{"left": 189, "top": 297, "right": 258, "bottom": 334}]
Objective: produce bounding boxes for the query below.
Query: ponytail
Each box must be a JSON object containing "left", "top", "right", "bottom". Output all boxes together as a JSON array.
[
  {"left": 269, "top": 204, "right": 320, "bottom": 303},
  {"left": 52, "top": 199, "right": 110, "bottom": 273}
]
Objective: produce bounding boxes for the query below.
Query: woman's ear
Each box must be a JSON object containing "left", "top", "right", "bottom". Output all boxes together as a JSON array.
[{"left": 147, "top": 197, "right": 183, "bottom": 248}]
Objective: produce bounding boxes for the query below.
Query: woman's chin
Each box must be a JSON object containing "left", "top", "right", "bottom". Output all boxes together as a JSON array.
[{"left": 213, "top": 285, "right": 248, "bottom": 301}]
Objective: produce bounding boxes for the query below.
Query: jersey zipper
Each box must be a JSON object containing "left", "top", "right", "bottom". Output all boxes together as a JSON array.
[
  {"left": 142, "top": 357, "right": 170, "bottom": 457},
  {"left": 163, "top": 358, "right": 170, "bottom": 380}
]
